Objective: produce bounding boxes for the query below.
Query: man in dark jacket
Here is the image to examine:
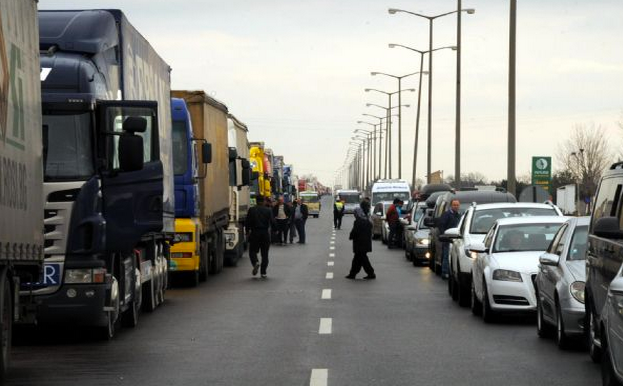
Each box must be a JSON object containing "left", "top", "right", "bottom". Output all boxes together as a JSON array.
[
  {"left": 292, "top": 199, "right": 309, "bottom": 244},
  {"left": 438, "top": 199, "right": 461, "bottom": 279},
  {"left": 333, "top": 199, "right": 345, "bottom": 230},
  {"left": 272, "top": 197, "right": 291, "bottom": 246},
  {"left": 386, "top": 198, "right": 403, "bottom": 249},
  {"left": 245, "top": 196, "right": 276, "bottom": 278},
  {"left": 345, "top": 201, "right": 376, "bottom": 280}
]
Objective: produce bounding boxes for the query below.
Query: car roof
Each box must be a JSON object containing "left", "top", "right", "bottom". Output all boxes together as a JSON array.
[
  {"left": 566, "top": 216, "right": 590, "bottom": 227},
  {"left": 472, "top": 202, "right": 557, "bottom": 211},
  {"left": 495, "top": 216, "right": 568, "bottom": 226}
]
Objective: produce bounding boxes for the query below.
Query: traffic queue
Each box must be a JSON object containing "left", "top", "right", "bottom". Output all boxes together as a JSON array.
[{"left": 350, "top": 172, "right": 623, "bottom": 385}]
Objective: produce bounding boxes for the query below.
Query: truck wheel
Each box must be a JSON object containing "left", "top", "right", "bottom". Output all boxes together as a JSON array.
[
  {"left": 199, "top": 241, "right": 208, "bottom": 282},
  {"left": 122, "top": 268, "right": 141, "bottom": 328},
  {"left": 210, "top": 231, "right": 225, "bottom": 274},
  {"left": 0, "top": 273, "right": 12, "bottom": 379}
]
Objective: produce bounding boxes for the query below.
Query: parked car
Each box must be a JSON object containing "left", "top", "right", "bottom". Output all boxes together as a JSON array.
[
  {"left": 381, "top": 203, "right": 409, "bottom": 245},
  {"left": 470, "top": 216, "right": 567, "bottom": 323},
  {"left": 445, "top": 202, "right": 562, "bottom": 307},
  {"left": 586, "top": 162, "right": 623, "bottom": 365},
  {"left": 404, "top": 213, "right": 432, "bottom": 265},
  {"left": 371, "top": 201, "right": 392, "bottom": 239},
  {"left": 535, "top": 216, "right": 589, "bottom": 349},
  {"left": 427, "top": 190, "right": 517, "bottom": 274},
  {"left": 600, "top": 269, "right": 623, "bottom": 384}
]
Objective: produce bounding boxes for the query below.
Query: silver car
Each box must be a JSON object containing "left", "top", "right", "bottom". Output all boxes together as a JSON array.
[
  {"left": 404, "top": 213, "right": 431, "bottom": 265},
  {"left": 535, "top": 216, "right": 589, "bottom": 349}
]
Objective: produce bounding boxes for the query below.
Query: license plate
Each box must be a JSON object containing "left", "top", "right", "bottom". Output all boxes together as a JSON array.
[{"left": 24, "top": 263, "right": 62, "bottom": 288}]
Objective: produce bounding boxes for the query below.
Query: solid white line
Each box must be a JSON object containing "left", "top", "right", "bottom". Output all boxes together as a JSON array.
[
  {"left": 329, "top": 253, "right": 335, "bottom": 258},
  {"left": 326, "top": 272, "right": 333, "bottom": 279},
  {"left": 321, "top": 289, "right": 332, "bottom": 299},
  {"left": 327, "top": 261, "right": 334, "bottom": 266},
  {"left": 319, "top": 318, "right": 332, "bottom": 334},
  {"left": 310, "top": 369, "right": 328, "bottom": 386}
]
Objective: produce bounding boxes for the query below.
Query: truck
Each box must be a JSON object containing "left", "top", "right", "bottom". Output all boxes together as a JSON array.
[
  {"left": 35, "top": 9, "right": 174, "bottom": 338},
  {"left": 300, "top": 191, "right": 321, "bottom": 218},
  {"left": 224, "top": 114, "right": 251, "bottom": 265},
  {"left": 169, "top": 98, "right": 210, "bottom": 285},
  {"left": 171, "top": 90, "right": 230, "bottom": 275},
  {"left": 0, "top": 0, "right": 44, "bottom": 376},
  {"left": 556, "top": 184, "right": 577, "bottom": 215},
  {"left": 249, "top": 142, "right": 271, "bottom": 202}
]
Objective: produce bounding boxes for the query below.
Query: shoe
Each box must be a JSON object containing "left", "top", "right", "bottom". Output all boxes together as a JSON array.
[
  {"left": 363, "top": 275, "right": 376, "bottom": 280},
  {"left": 252, "top": 263, "right": 260, "bottom": 276},
  {"left": 261, "top": 274, "right": 267, "bottom": 279},
  {"left": 345, "top": 275, "right": 356, "bottom": 279}
]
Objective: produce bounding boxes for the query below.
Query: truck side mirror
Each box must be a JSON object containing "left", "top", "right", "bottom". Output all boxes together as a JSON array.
[
  {"left": 593, "top": 216, "right": 623, "bottom": 239},
  {"left": 241, "top": 159, "right": 251, "bottom": 186},
  {"left": 119, "top": 134, "right": 144, "bottom": 172},
  {"left": 228, "top": 147, "right": 237, "bottom": 161},
  {"left": 202, "top": 142, "right": 212, "bottom": 164}
]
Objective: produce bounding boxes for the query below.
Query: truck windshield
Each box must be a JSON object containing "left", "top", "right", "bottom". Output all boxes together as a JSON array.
[
  {"left": 43, "top": 113, "right": 95, "bottom": 181},
  {"left": 172, "top": 120, "right": 188, "bottom": 175}
]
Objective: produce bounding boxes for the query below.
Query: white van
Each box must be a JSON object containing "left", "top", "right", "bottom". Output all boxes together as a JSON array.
[
  {"left": 371, "top": 180, "right": 411, "bottom": 205},
  {"left": 336, "top": 190, "right": 362, "bottom": 214}
]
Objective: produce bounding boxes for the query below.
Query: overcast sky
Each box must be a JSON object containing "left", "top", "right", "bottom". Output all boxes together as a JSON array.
[{"left": 41, "top": 0, "right": 623, "bottom": 187}]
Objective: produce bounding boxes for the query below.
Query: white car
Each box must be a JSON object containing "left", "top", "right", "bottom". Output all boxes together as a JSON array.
[
  {"left": 445, "top": 202, "right": 562, "bottom": 307},
  {"left": 470, "top": 216, "right": 567, "bottom": 323}
]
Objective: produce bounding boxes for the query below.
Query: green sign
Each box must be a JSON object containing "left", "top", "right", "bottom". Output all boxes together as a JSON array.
[{"left": 532, "top": 156, "right": 552, "bottom": 193}]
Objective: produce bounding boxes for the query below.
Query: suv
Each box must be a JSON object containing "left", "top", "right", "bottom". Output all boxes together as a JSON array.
[
  {"left": 446, "top": 202, "right": 562, "bottom": 307},
  {"left": 586, "top": 162, "right": 623, "bottom": 365}
]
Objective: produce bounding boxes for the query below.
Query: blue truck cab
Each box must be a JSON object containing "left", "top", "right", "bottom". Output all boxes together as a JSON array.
[{"left": 32, "top": 9, "right": 174, "bottom": 339}]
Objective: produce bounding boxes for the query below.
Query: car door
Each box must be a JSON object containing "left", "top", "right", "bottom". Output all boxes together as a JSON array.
[
  {"left": 451, "top": 210, "right": 468, "bottom": 277},
  {"left": 539, "top": 223, "right": 569, "bottom": 320},
  {"left": 97, "top": 101, "right": 164, "bottom": 253},
  {"left": 474, "top": 223, "right": 496, "bottom": 300}
]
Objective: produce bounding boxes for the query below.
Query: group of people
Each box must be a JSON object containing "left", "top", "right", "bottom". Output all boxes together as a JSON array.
[{"left": 244, "top": 196, "right": 309, "bottom": 278}]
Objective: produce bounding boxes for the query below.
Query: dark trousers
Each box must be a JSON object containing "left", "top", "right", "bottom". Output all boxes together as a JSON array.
[
  {"left": 277, "top": 219, "right": 289, "bottom": 243},
  {"left": 349, "top": 252, "right": 375, "bottom": 276},
  {"left": 388, "top": 222, "right": 403, "bottom": 248},
  {"left": 333, "top": 213, "right": 343, "bottom": 229},
  {"left": 249, "top": 230, "right": 270, "bottom": 274},
  {"left": 295, "top": 219, "right": 306, "bottom": 243},
  {"left": 289, "top": 220, "right": 297, "bottom": 243}
]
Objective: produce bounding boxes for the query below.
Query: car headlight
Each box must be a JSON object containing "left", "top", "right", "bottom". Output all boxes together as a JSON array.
[
  {"left": 416, "top": 238, "right": 430, "bottom": 246},
  {"left": 492, "top": 269, "right": 523, "bottom": 282},
  {"left": 570, "top": 281, "right": 585, "bottom": 304},
  {"left": 65, "top": 268, "right": 106, "bottom": 284}
]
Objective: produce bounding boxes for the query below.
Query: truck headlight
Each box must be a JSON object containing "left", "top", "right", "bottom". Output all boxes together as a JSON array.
[
  {"left": 416, "top": 238, "right": 430, "bottom": 246},
  {"left": 492, "top": 269, "right": 523, "bottom": 282},
  {"left": 65, "top": 268, "right": 106, "bottom": 284},
  {"left": 570, "top": 281, "right": 585, "bottom": 304}
]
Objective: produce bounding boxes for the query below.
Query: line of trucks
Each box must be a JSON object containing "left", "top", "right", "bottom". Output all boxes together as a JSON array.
[{"left": 0, "top": 3, "right": 304, "bottom": 378}]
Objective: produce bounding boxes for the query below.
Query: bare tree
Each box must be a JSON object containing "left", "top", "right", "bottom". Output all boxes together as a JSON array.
[{"left": 556, "top": 123, "right": 612, "bottom": 199}]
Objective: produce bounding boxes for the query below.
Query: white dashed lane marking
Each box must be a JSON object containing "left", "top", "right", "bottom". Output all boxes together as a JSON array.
[
  {"left": 310, "top": 369, "right": 328, "bottom": 386},
  {"left": 329, "top": 253, "right": 335, "bottom": 258},
  {"left": 327, "top": 261, "right": 334, "bottom": 266},
  {"left": 319, "top": 318, "right": 332, "bottom": 334},
  {"left": 321, "top": 289, "right": 332, "bottom": 299},
  {"left": 326, "top": 272, "right": 333, "bottom": 279}
]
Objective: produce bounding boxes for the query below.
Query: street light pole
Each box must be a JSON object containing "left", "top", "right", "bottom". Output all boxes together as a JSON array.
[
  {"left": 508, "top": 0, "right": 517, "bottom": 197},
  {"left": 456, "top": 0, "right": 462, "bottom": 187}
]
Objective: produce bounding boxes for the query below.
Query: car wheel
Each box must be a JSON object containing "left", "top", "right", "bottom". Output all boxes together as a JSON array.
[
  {"left": 471, "top": 278, "right": 482, "bottom": 316},
  {"left": 536, "top": 290, "right": 554, "bottom": 338},
  {"left": 482, "top": 280, "right": 496, "bottom": 323},
  {"left": 589, "top": 310, "right": 603, "bottom": 363},
  {"left": 602, "top": 335, "right": 623, "bottom": 386},
  {"left": 556, "top": 299, "right": 571, "bottom": 350},
  {"left": 458, "top": 274, "right": 470, "bottom": 307}
]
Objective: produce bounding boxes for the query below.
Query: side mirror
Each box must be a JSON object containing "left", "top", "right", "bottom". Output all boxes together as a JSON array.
[
  {"left": 228, "top": 147, "right": 237, "bottom": 161},
  {"left": 593, "top": 217, "right": 623, "bottom": 239},
  {"left": 119, "top": 134, "right": 144, "bottom": 172},
  {"left": 439, "top": 227, "right": 460, "bottom": 242},
  {"left": 202, "top": 142, "right": 212, "bottom": 164},
  {"left": 470, "top": 243, "right": 488, "bottom": 254},
  {"left": 539, "top": 253, "right": 560, "bottom": 266}
]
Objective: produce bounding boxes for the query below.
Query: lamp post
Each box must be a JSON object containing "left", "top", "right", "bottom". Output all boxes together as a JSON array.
[
  {"left": 365, "top": 88, "right": 415, "bottom": 179},
  {"left": 508, "top": 0, "right": 517, "bottom": 197},
  {"left": 362, "top": 112, "right": 398, "bottom": 180},
  {"left": 388, "top": 44, "right": 455, "bottom": 186},
  {"left": 389, "top": 7, "right": 474, "bottom": 184},
  {"left": 357, "top": 121, "right": 379, "bottom": 181},
  {"left": 352, "top": 135, "right": 369, "bottom": 188},
  {"left": 371, "top": 71, "right": 426, "bottom": 179},
  {"left": 350, "top": 140, "right": 366, "bottom": 190},
  {"left": 355, "top": 129, "right": 375, "bottom": 189}
]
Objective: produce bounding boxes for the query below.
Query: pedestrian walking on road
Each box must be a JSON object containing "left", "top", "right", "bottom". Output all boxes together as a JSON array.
[
  {"left": 345, "top": 200, "right": 376, "bottom": 280},
  {"left": 333, "top": 199, "right": 345, "bottom": 230},
  {"left": 273, "top": 197, "right": 291, "bottom": 246},
  {"left": 293, "top": 198, "right": 309, "bottom": 244},
  {"left": 438, "top": 198, "right": 461, "bottom": 280},
  {"left": 245, "top": 196, "right": 276, "bottom": 278}
]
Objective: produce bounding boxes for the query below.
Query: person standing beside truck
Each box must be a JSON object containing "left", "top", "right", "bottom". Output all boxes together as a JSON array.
[
  {"left": 334, "top": 199, "right": 345, "bottom": 230},
  {"left": 294, "top": 199, "right": 309, "bottom": 244},
  {"left": 438, "top": 199, "right": 461, "bottom": 279},
  {"left": 273, "top": 197, "right": 291, "bottom": 246},
  {"left": 246, "top": 196, "right": 276, "bottom": 278}
]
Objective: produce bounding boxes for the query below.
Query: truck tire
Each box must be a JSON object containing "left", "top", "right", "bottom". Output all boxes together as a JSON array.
[
  {"left": 199, "top": 241, "right": 208, "bottom": 282},
  {"left": 0, "top": 271, "right": 12, "bottom": 380},
  {"left": 142, "top": 276, "right": 156, "bottom": 313},
  {"left": 122, "top": 267, "right": 141, "bottom": 328}
]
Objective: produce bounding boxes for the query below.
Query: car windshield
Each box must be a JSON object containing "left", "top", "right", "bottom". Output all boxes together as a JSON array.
[
  {"left": 43, "top": 112, "right": 95, "bottom": 181},
  {"left": 413, "top": 207, "right": 426, "bottom": 223},
  {"left": 373, "top": 191, "right": 410, "bottom": 203},
  {"left": 568, "top": 225, "right": 588, "bottom": 261},
  {"left": 493, "top": 223, "right": 563, "bottom": 253},
  {"left": 339, "top": 194, "right": 360, "bottom": 203},
  {"left": 470, "top": 207, "right": 558, "bottom": 234}
]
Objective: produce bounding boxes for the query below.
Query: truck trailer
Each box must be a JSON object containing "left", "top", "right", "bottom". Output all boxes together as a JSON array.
[
  {"left": 34, "top": 9, "right": 174, "bottom": 339},
  {"left": 171, "top": 90, "right": 230, "bottom": 275},
  {"left": 225, "top": 114, "right": 251, "bottom": 265},
  {"left": 0, "top": 0, "right": 44, "bottom": 376}
]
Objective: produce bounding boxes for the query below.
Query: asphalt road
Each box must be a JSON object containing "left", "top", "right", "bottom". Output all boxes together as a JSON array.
[{"left": 6, "top": 197, "right": 600, "bottom": 385}]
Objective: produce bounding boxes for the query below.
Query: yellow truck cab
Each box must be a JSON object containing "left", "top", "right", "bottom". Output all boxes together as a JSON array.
[
  {"left": 300, "top": 191, "right": 321, "bottom": 218},
  {"left": 249, "top": 143, "right": 271, "bottom": 204},
  {"left": 170, "top": 218, "right": 202, "bottom": 274}
]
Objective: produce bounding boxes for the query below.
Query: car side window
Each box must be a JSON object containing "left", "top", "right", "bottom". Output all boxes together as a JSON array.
[
  {"left": 592, "top": 177, "right": 623, "bottom": 230},
  {"left": 484, "top": 224, "right": 497, "bottom": 248},
  {"left": 459, "top": 209, "right": 470, "bottom": 235},
  {"left": 548, "top": 223, "right": 568, "bottom": 255}
]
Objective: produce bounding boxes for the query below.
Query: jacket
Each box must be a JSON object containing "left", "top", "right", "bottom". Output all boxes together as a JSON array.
[
  {"left": 245, "top": 205, "right": 276, "bottom": 232},
  {"left": 386, "top": 204, "right": 399, "bottom": 225},
  {"left": 350, "top": 216, "right": 372, "bottom": 254},
  {"left": 291, "top": 203, "right": 309, "bottom": 221},
  {"left": 438, "top": 209, "right": 461, "bottom": 234},
  {"left": 334, "top": 202, "right": 345, "bottom": 215},
  {"left": 272, "top": 203, "right": 292, "bottom": 220}
]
